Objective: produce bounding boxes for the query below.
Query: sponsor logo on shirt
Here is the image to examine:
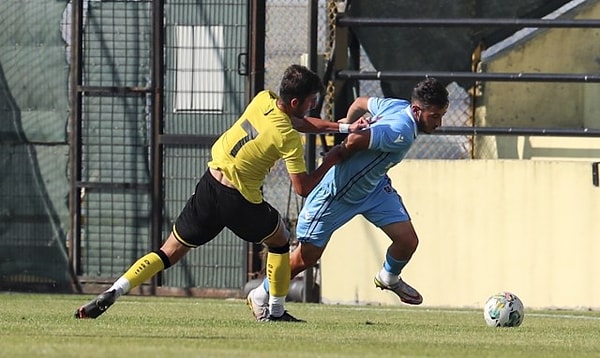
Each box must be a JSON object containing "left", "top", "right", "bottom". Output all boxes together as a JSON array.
[
  {"left": 394, "top": 134, "right": 405, "bottom": 143},
  {"left": 304, "top": 210, "right": 312, "bottom": 220}
]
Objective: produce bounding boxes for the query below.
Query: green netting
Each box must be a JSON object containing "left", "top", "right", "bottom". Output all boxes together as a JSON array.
[{"left": 0, "top": 0, "right": 70, "bottom": 290}]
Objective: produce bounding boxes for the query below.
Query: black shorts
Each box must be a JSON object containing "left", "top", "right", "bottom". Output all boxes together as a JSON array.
[{"left": 172, "top": 170, "right": 281, "bottom": 247}]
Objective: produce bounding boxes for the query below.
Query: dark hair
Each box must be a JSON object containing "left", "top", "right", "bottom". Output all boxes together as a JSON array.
[
  {"left": 278, "top": 64, "right": 325, "bottom": 105},
  {"left": 411, "top": 77, "right": 449, "bottom": 108}
]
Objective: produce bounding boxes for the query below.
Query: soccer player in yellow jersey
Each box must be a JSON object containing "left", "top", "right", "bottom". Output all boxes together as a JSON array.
[{"left": 74, "top": 64, "right": 367, "bottom": 321}]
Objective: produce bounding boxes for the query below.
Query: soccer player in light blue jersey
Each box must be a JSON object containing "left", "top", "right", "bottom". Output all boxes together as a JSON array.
[{"left": 247, "top": 77, "right": 449, "bottom": 320}]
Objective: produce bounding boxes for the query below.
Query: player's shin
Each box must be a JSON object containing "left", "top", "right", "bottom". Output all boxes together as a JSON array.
[
  {"left": 378, "top": 249, "right": 408, "bottom": 285},
  {"left": 119, "top": 250, "right": 171, "bottom": 296},
  {"left": 266, "top": 244, "right": 290, "bottom": 317}
]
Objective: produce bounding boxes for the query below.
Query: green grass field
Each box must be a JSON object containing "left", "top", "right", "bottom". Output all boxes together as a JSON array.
[{"left": 1, "top": 293, "right": 599, "bottom": 358}]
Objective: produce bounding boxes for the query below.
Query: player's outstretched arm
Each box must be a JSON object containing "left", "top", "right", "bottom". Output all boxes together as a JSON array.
[
  {"left": 291, "top": 115, "right": 368, "bottom": 134},
  {"left": 287, "top": 144, "right": 345, "bottom": 197}
]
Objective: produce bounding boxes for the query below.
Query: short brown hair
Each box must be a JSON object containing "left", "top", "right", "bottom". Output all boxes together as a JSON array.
[{"left": 278, "top": 64, "right": 325, "bottom": 105}]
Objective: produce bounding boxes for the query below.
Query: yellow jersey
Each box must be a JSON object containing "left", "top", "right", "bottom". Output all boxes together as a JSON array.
[{"left": 208, "top": 90, "right": 306, "bottom": 204}]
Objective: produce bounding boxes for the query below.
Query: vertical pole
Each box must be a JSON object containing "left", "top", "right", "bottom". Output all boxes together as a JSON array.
[
  {"left": 348, "top": 26, "right": 360, "bottom": 99},
  {"left": 249, "top": 0, "right": 265, "bottom": 100},
  {"left": 247, "top": 0, "right": 267, "bottom": 280},
  {"left": 68, "top": 0, "right": 84, "bottom": 287},
  {"left": 332, "top": 6, "right": 349, "bottom": 135},
  {"left": 150, "top": 0, "right": 165, "bottom": 293},
  {"left": 303, "top": 0, "right": 319, "bottom": 303}
]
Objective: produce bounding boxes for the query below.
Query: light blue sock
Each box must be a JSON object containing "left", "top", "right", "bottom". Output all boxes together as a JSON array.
[
  {"left": 383, "top": 251, "right": 408, "bottom": 275},
  {"left": 250, "top": 278, "right": 269, "bottom": 305},
  {"left": 262, "top": 277, "right": 270, "bottom": 293}
]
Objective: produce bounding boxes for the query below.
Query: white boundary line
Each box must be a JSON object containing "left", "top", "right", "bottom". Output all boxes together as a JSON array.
[
  {"left": 311, "top": 305, "right": 600, "bottom": 320},
  {"left": 118, "top": 298, "right": 600, "bottom": 321}
]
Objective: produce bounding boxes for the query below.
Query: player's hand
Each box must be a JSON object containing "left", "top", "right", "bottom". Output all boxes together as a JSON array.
[
  {"left": 338, "top": 115, "right": 379, "bottom": 132},
  {"left": 324, "top": 142, "right": 353, "bottom": 163},
  {"left": 348, "top": 117, "right": 370, "bottom": 132},
  {"left": 322, "top": 144, "right": 344, "bottom": 164},
  {"left": 367, "top": 115, "right": 382, "bottom": 124}
]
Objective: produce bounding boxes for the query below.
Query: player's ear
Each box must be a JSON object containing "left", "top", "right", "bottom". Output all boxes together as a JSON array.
[
  {"left": 289, "top": 97, "right": 300, "bottom": 109},
  {"left": 411, "top": 104, "right": 423, "bottom": 118}
]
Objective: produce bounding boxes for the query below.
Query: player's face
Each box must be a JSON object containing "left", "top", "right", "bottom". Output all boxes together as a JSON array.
[
  {"left": 413, "top": 104, "right": 447, "bottom": 134},
  {"left": 291, "top": 93, "right": 318, "bottom": 118}
]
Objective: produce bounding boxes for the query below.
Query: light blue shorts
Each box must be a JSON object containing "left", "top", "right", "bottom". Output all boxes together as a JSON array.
[{"left": 296, "top": 177, "right": 410, "bottom": 248}]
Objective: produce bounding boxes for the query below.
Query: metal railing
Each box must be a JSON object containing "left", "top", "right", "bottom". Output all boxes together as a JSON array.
[{"left": 334, "top": 15, "right": 600, "bottom": 139}]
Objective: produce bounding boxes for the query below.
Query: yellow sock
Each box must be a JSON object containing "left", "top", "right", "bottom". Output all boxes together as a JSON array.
[
  {"left": 122, "top": 252, "right": 165, "bottom": 289},
  {"left": 266, "top": 251, "right": 290, "bottom": 297}
]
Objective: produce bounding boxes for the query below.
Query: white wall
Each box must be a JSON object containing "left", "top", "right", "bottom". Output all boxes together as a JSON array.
[{"left": 321, "top": 160, "right": 600, "bottom": 310}]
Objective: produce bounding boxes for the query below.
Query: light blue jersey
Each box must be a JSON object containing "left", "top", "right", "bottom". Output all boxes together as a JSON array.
[
  {"left": 296, "top": 97, "right": 417, "bottom": 247},
  {"left": 329, "top": 97, "right": 417, "bottom": 204}
]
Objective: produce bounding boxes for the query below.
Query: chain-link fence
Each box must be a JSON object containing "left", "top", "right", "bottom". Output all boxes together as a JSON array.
[{"left": 3, "top": 0, "right": 595, "bottom": 294}]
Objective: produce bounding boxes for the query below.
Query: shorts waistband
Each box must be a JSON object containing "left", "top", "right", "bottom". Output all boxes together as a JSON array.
[{"left": 205, "top": 169, "right": 240, "bottom": 195}]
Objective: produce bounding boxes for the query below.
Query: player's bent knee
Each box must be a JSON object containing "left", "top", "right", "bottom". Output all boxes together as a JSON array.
[{"left": 268, "top": 242, "right": 290, "bottom": 254}]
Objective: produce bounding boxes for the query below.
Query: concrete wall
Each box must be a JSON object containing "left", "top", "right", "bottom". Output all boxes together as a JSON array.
[
  {"left": 321, "top": 160, "right": 600, "bottom": 310},
  {"left": 319, "top": 1, "right": 600, "bottom": 311}
]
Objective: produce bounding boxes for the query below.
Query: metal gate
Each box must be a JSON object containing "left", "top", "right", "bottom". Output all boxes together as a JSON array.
[{"left": 69, "top": 0, "right": 253, "bottom": 296}]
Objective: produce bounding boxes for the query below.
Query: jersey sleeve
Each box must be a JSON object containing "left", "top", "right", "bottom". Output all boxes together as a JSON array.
[
  {"left": 280, "top": 131, "right": 307, "bottom": 174},
  {"left": 367, "top": 97, "right": 404, "bottom": 116},
  {"left": 369, "top": 124, "right": 413, "bottom": 153},
  {"left": 367, "top": 97, "right": 414, "bottom": 153}
]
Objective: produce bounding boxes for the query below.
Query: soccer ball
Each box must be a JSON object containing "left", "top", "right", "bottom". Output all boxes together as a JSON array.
[{"left": 483, "top": 291, "right": 524, "bottom": 327}]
